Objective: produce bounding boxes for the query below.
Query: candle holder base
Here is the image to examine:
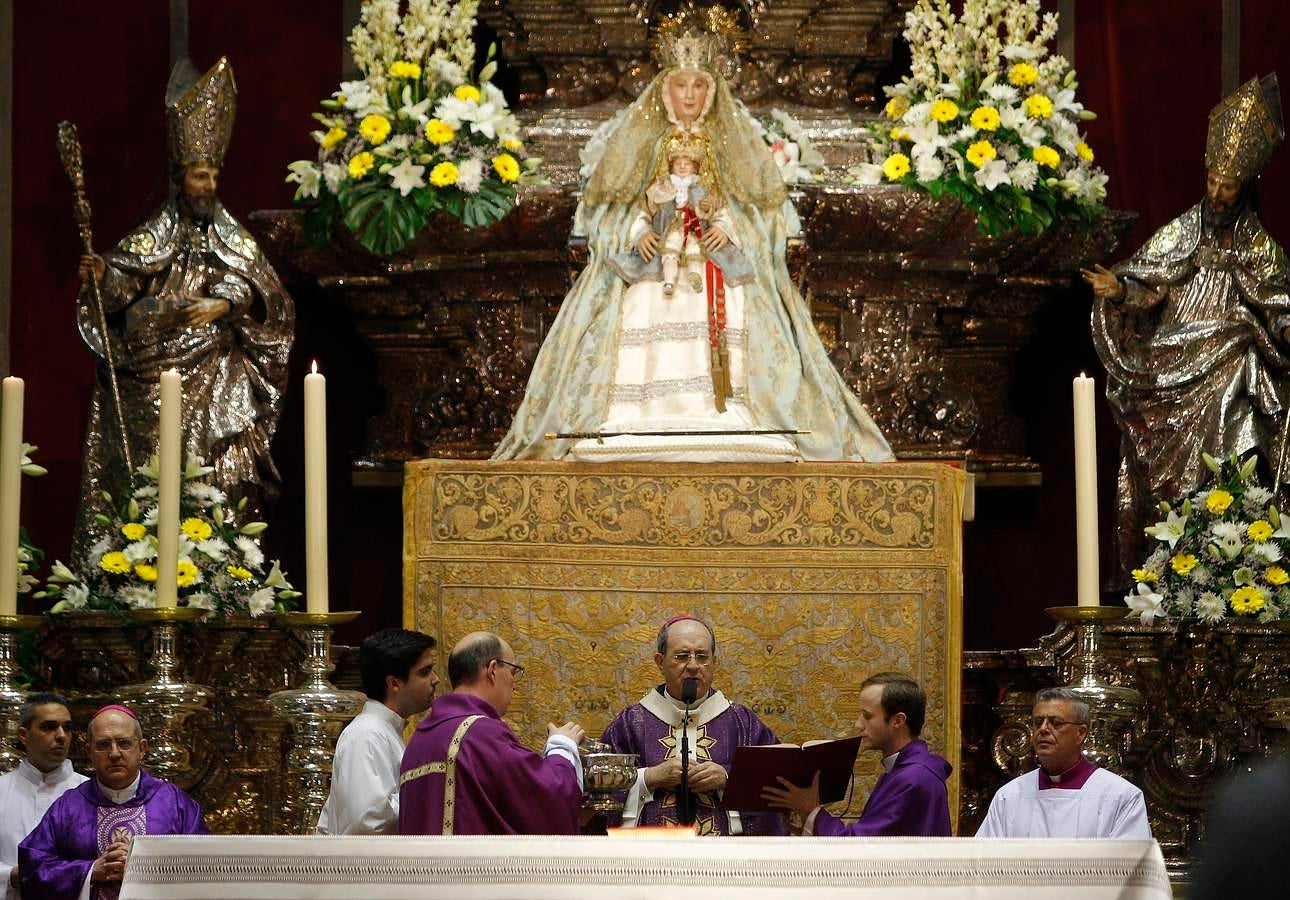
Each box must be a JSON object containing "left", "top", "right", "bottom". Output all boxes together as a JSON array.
[
  {"left": 118, "top": 607, "right": 212, "bottom": 789},
  {"left": 0, "top": 615, "right": 45, "bottom": 774},
  {"left": 268, "top": 611, "right": 365, "bottom": 834},
  {"left": 1046, "top": 605, "right": 1143, "bottom": 772}
]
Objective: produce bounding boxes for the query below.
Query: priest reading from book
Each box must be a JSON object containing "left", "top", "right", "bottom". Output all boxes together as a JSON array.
[
  {"left": 762, "top": 672, "right": 952, "bottom": 836},
  {"left": 0, "top": 694, "right": 87, "bottom": 900},
  {"left": 18, "top": 704, "right": 209, "bottom": 900},
  {"left": 599, "top": 615, "right": 784, "bottom": 835},
  {"left": 976, "top": 687, "right": 1151, "bottom": 838},
  {"left": 399, "top": 632, "right": 586, "bottom": 835}
]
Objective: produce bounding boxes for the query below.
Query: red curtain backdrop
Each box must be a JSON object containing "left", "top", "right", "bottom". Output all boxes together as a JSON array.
[{"left": 9, "top": 1, "right": 1290, "bottom": 648}]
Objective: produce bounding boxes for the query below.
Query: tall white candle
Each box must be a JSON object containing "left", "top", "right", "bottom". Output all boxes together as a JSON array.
[
  {"left": 1073, "top": 374, "right": 1100, "bottom": 607},
  {"left": 0, "top": 377, "right": 24, "bottom": 617},
  {"left": 304, "top": 363, "right": 329, "bottom": 614},
  {"left": 156, "top": 368, "right": 182, "bottom": 609}
]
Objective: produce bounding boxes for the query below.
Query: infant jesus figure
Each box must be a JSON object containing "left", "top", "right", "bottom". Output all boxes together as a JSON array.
[{"left": 608, "top": 130, "right": 754, "bottom": 299}]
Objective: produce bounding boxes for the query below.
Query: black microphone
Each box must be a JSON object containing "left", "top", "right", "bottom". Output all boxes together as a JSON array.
[{"left": 678, "top": 678, "right": 699, "bottom": 826}]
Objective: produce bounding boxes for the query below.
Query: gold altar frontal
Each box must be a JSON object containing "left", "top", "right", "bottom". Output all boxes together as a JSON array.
[{"left": 404, "top": 460, "right": 966, "bottom": 824}]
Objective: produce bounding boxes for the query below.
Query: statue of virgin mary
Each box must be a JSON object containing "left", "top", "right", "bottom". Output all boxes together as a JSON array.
[{"left": 492, "top": 8, "right": 892, "bottom": 463}]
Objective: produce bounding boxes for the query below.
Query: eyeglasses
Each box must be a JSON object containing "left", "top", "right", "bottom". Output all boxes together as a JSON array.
[
  {"left": 1030, "top": 716, "right": 1081, "bottom": 732},
  {"left": 669, "top": 650, "right": 712, "bottom": 665},
  {"left": 494, "top": 659, "right": 525, "bottom": 681},
  {"left": 91, "top": 738, "right": 138, "bottom": 754}
]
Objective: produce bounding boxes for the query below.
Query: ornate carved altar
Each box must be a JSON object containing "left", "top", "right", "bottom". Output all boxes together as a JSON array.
[{"left": 962, "top": 620, "right": 1290, "bottom": 879}]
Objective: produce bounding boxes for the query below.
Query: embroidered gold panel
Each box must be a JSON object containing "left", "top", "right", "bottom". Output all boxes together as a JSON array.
[{"left": 404, "top": 461, "right": 965, "bottom": 827}]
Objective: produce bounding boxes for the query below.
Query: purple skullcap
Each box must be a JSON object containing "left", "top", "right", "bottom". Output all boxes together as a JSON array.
[
  {"left": 662, "top": 614, "right": 703, "bottom": 629},
  {"left": 92, "top": 704, "right": 139, "bottom": 721}
]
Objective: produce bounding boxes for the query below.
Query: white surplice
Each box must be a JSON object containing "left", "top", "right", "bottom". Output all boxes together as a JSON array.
[
  {"left": 976, "top": 767, "right": 1152, "bottom": 839},
  {"left": 0, "top": 758, "right": 88, "bottom": 900},
  {"left": 316, "top": 700, "right": 406, "bottom": 835}
]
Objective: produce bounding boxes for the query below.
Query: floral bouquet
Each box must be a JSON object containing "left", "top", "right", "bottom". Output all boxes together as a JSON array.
[
  {"left": 38, "top": 455, "right": 299, "bottom": 618},
  {"left": 15, "top": 444, "right": 47, "bottom": 597},
  {"left": 1127, "top": 452, "right": 1290, "bottom": 624},
  {"left": 849, "top": 0, "right": 1107, "bottom": 236},
  {"left": 286, "top": 0, "right": 539, "bottom": 255},
  {"left": 756, "top": 109, "right": 825, "bottom": 185}
]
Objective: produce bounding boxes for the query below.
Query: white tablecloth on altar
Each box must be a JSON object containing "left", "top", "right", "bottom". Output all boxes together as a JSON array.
[{"left": 120, "top": 835, "right": 1171, "bottom": 899}]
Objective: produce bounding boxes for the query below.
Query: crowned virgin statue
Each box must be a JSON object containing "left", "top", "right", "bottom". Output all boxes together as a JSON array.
[{"left": 492, "top": 9, "right": 892, "bottom": 463}]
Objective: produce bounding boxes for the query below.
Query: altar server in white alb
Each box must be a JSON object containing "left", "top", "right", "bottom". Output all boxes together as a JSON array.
[
  {"left": 977, "top": 687, "right": 1151, "bottom": 839},
  {"left": 0, "top": 693, "right": 88, "bottom": 900},
  {"left": 317, "top": 628, "right": 439, "bottom": 835}
]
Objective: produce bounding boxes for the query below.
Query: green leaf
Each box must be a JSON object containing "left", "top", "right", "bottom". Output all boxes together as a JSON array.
[{"left": 338, "top": 180, "right": 423, "bottom": 255}]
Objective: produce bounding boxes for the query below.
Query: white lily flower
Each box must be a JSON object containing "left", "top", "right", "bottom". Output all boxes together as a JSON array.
[
  {"left": 1126, "top": 582, "right": 1165, "bottom": 623},
  {"left": 323, "top": 163, "right": 346, "bottom": 194},
  {"left": 1145, "top": 508, "right": 1189, "bottom": 548},
  {"left": 286, "top": 161, "right": 321, "bottom": 200},
  {"left": 974, "top": 159, "right": 1012, "bottom": 191},
  {"left": 846, "top": 163, "right": 883, "bottom": 186},
  {"left": 1051, "top": 87, "right": 1083, "bottom": 116},
  {"left": 388, "top": 157, "right": 426, "bottom": 197},
  {"left": 264, "top": 560, "right": 292, "bottom": 590}
]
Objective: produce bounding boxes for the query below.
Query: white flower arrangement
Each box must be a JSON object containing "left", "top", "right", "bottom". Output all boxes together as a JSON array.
[
  {"left": 286, "top": 0, "right": 541, "bottom": 255},
  {"left": 1127, "top": 452, "right": 1290, "bottom": 625},
  {"left": 39, "top": 455, "right": 299, "bottom": 619},
  {"left": 848, "top": 0, "right": 1108, "bottom": 235},
  {"left": 756, "top": 109, "right": 825, "bottom": 185}
]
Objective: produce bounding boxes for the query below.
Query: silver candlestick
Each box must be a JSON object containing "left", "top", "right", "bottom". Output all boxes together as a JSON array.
[
  {"left": 0, "top": 614, "right": 44, "bottom": 774},
  {"left": 119, "top": 607, "right": 213, "bottom": 789},
  {"left": 1047, "top": 605, "right": 1144, "bottom": 773},
  {"left": 268, "top": 611, "right": 365, "bottom": 834}
]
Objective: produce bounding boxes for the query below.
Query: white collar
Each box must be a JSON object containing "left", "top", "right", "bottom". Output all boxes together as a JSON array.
[
  {"left": 882, "top": 751, "right": 899, "bottom": 773},
  {"left": 668, "top": 173, "right": 698, "bottom": 208},
  {"left": 18, "top": 757, "right": 77, "bottom": 786},
  {"left": 97, "top": 772, "right": 141, "bottom": 805},
  {"left": 364, "top": 699, "right": 407, "bottom": 734}
]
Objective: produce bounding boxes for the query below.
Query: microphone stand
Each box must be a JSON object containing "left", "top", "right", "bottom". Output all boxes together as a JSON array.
[{"left": 678, "top": 680, "right": 697, "bottom": 826}]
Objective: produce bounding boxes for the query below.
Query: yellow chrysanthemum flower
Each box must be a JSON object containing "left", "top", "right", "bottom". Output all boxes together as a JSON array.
[
  {"left": 226, "top": 565, "right": 254, "bottom": 582},
  {"left": 1249, "top": 520, "right": 1274, "bottom": 542},
  {"left": 359, "top": 114, "right": 392, "bottom": 145},
  {"left": 1266, "top": 565, "right": 1290, "bottom": 586},
  {"left": 1131, "top": 568, "right": 1160, "bottom": 584},
  {"left": 389, "top": 60, "right": 422, "bottom": 80},
  {"left": 122, "top": 523, "right": 148, "bottom": 542},
  {"left": 348, "top": 152, "right": 376, "bottom": 179},
  {"left": 881, "top": 153, "right": 911, "bottom": 181},
  {"left": 134, "top": 564, "right": 158, "bottom": 583},
  {"left": 1076, "top": 141, "right": 1095, "bottom": 162},
  {"left": 454, "top": 84, "right": 481, "bottom": 103},
  {"left": 177, "top": 559, "right": 199, "bottom": 588},
  {"left": 424, "top": 119, "right": 456, "bottom": 145},
  {"left": 429, "top": 161, "right": 459, "bottom": 187},
  {"left": 1025, "top": 94, "right": 1055, "bottom": 119},
  {"left": 182, "top": 517, "right": 212, "bottom": 542},
  {"left": 1170, "top": 553, "right": 1199, "bottom": 576},
  {"left": 1009, "top": 63, "right": 1039, "bottom": 87},
  {"left": 320, "top": 126, "right": 347, "bottom": 150},
  {"left": 884, "top": 96, "right": 910, "bottom": 121},
  {"left": 930, "top": 99, "right": 960, "bottom": 123},
  {"left": 502, "top": 138, "right": 523, "bottom": 152},
  {"left": 100, "top": 551, "right": 131, "bottom": 575},
  {"left": 492, "top": 153, "right": 520, "bottom": 184},
  {"left": 1230, "top": 585, "right": 1266, "bottom": 615},
  {"left": 1206, "top": 489, "right": 1234, "bottom": 514},
  {"left": 966, "top": 140, "right": 997, "bottom": 168},
  {"left": 1033, "top": 145, "right": 1061, "bottom": 169},
  {"left": 970, "top": 106, "right": 1001, "bottom": 131}
]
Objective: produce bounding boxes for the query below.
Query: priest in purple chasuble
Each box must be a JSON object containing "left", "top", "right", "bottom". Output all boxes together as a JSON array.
[
  {"left": 764, "top": 672, "right": 952, "bottom": 836},
  {"left": 399, "top": 632, "right": 586, "bottom": 835},
  {"left": 976, "top": 687, "right": 1152, "bottom": 839},
  {"left": 600, "top": 616, "right": 785, "bottom": 835},
  {"left": 19, "top": 705, "right": 209, "bottom": 900}
]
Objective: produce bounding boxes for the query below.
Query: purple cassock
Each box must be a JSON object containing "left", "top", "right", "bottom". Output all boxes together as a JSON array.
[
  {"left": 18, "top": 771, "right": 209, "bottom": 899},
  {"left": 399, "top": 693, "right": 582, "bottom": 835},
  {"left": 812, "top": 739, "right": 952, "bottom": 837},
  {"left": 601, "top": 686, "right": 785, "bottom": 835}
]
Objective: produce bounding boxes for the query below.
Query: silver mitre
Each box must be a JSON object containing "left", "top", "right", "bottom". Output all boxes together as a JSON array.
[{"left": 166, "top": 56, "right": 237, "bottom": 169}]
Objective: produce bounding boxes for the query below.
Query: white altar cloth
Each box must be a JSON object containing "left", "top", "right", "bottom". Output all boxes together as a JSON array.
[{"left": 120, "top": 835, "right": 1170, "bottom": 900}]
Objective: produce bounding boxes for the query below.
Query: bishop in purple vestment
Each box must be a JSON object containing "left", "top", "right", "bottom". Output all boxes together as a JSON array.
[
  {"left": 19, "top": 706, "right": 209, "bottom": 900},
  {"left": 399, "top": 632, "right": 586, "bottom": 835},
  {"left": 765, "top": 672, "right": 952, "bottom": 837},
  {"left": 600, "top": 616, "right": 784, "bottom": 835}
]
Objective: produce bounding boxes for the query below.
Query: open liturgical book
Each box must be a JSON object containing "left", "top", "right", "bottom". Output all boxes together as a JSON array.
[{"left": 721, "top": 735, "right": 862, "bottom": 812}]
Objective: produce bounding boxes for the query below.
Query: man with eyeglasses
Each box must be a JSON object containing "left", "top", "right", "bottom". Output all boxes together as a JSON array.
[
  {"left": 399, "top": 631, "right": 586, "bottom": 835},
  {"left": 600, "top": 614, "right": 784, "bottom": 835},
  {"left": 18, "top": 704, "right": 209, "bottom": 898},
  {"left": 0, "top": 693, "right": 87, "bottom": 900},
  {"left": 976, "top": 687, "right": 1151, "bottom": 838}
]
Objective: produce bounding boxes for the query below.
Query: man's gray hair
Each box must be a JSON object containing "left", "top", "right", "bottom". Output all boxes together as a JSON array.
[
  {"left": 655, "top": 617, "right": 717, "bottom": 655},
  {"left": 1035, "top": 687, "right": 1091, "bottom": 724},
  {"left": 19, "top": 692, "right": 71, "bottom": 728},
  {"left": 89, "top": 708, "right": 144, "bottom": 741}
]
